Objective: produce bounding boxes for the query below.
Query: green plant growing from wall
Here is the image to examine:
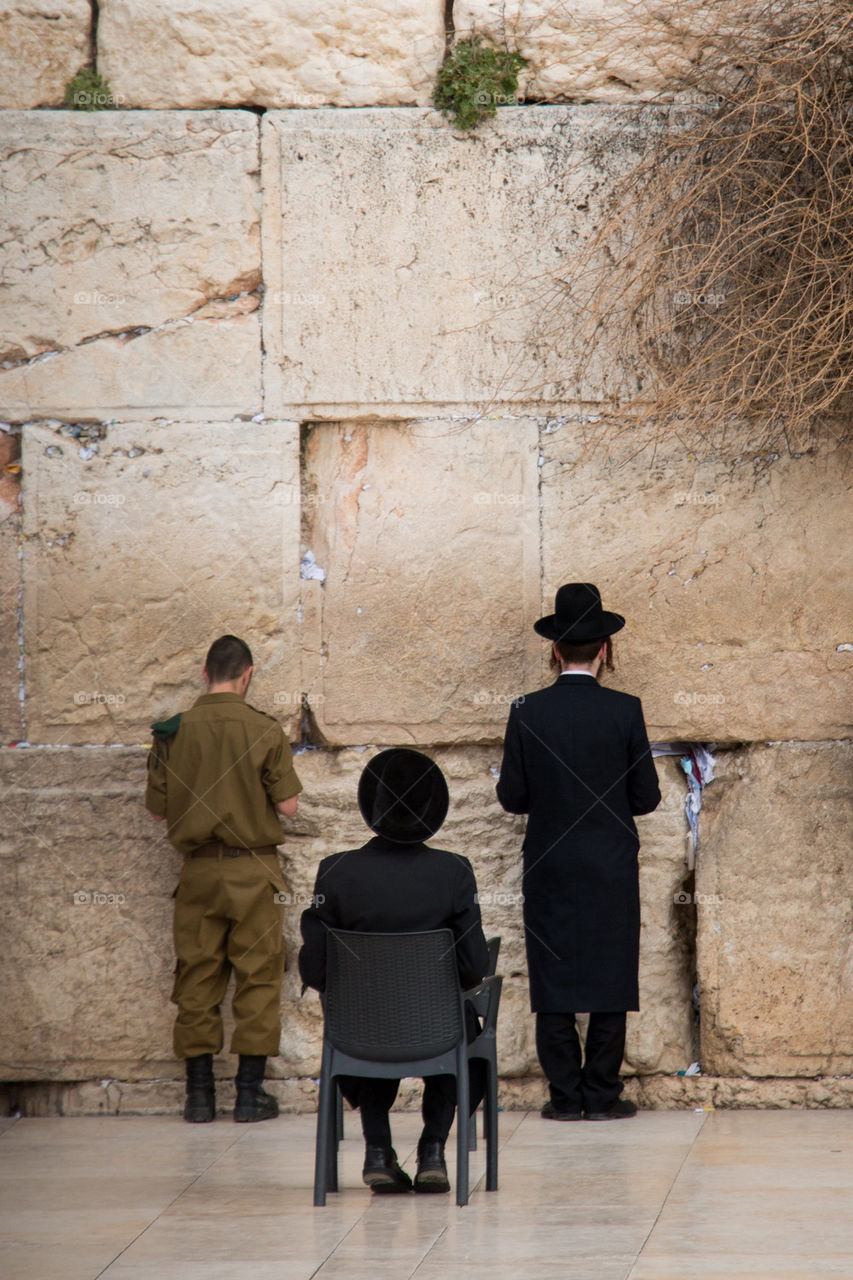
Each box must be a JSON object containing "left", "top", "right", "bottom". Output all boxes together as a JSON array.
[
  {"left": 434, "top": 38, "right": 526, "bottom": 131},
  {"left": 64, "top": 67, "right": 117, "bottom": 111}
]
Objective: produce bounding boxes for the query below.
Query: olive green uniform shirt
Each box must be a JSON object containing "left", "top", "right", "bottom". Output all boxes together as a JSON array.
[{"left": 145, "top": 692, "right": 302, "bottom": 855}]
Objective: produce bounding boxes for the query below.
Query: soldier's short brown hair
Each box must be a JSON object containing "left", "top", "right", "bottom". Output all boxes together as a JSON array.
[{"left": 205, "top": 635, "right": 253, "bottom": 682}]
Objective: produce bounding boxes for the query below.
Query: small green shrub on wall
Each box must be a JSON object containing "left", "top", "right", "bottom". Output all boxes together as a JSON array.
[
  {"left": 64, "top": 68, "right": 118, "bottom": 111},
  {"left": 434, "top": 38, "right": 526, "bottom": 131}
]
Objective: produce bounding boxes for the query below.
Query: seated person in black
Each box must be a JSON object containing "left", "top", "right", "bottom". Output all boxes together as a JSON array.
[{"left": 299, "top": 748, "right": 490, "bottom": 1194}]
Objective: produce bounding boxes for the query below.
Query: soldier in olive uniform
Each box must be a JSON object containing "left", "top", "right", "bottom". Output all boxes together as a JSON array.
[{"left": 145, "top": 635, "right": 302, "bottom": 1123}]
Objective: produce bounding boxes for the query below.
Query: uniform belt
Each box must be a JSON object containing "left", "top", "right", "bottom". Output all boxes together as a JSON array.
[{"left": 188, "top": 843, "right": 279, "bottom": 858}]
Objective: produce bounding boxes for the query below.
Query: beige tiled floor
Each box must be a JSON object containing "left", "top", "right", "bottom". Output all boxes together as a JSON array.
[{"left": 1, "top": 1109, "right": 852, "bottom": 1279}]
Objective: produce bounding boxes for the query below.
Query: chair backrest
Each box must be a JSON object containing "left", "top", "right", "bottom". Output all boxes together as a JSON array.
[{"left": 324, "top": 928, "right": 464, "bottom": 1062}]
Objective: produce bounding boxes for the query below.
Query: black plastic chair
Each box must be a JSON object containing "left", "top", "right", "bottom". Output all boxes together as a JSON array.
[{"left": 313, "top": 928, "right": 502, "bottom": 1207}]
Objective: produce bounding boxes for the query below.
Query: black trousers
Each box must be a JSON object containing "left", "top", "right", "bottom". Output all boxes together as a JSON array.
[
  {"left": 536, "top": 1011, "right": 627, "bottom": 1113},
  {"left": 339, "top": 1060, "right": 487, "bottom": 1152}
]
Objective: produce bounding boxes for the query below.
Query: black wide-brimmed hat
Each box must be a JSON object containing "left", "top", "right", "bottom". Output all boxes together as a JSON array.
[
  {"left": 534, "top": 582, "right": 625, "bottom": 643},
  {"left": 358, "top": 748, "right": 449, "bottom": 845}
]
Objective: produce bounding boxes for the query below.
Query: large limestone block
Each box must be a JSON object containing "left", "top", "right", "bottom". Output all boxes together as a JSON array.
[
  {"left": 696, "top": 742, "right": 853, "bottom": 1077},
  {"left": 630, "top": 756, "right": 696, "bottom": 1074},
  {"left": 0, "top": 111, "right": 261, "bottom": 419},
  {"left": 456, "top": 1, "right": 727, "bottom": 103},
  {"left": 0, "top": 429, "right": 22, "bottom": 741},
  {"left": 0, "top": 2, "right": 90, "bottom": 109},
  {"left": 22, "top": 420, "right": 302, "bottom": 745},
  {"left": 0, "top": 747, "right": 177, "bottom": 1079},
  {"left": 98, "top": 1, "right": 445, "bottom": 109},
  {"left": 1, "top": 308, "right": 261, "bottom": 421},
  {"left": 300, "top": 419, "right": 541, "bottom": 745},
  {"left": 261, "top": 107, "right": 647, "bottom": 417},
  {"left": 541, "top": 422, "right": 853, "bottom": 741}
]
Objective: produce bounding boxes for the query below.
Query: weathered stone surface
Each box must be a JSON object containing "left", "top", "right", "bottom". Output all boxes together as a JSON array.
[
  {"left": 0, "top": 2, "right": 90, "bottom": 110},
  {"left": 0, "top": 111, "right": 261, "bottom": 419},
  {"left": 631, "top": 756, "right": 696, "bottom": 1074},
  {"left": 1, "top": 743, "right": 689, "bottom": 1084},
  {"left": 21, "top": 421, "right": 301, "bottom": 745},
  {"left": 697, "top": 742, "right": 853, "bottom": 1077},
  {"left": 98, "top": 0, "right": 445, "bottom": 109},
  {"left": 0, "top": 748, "right": 176, "bottom": 1079},
  {"left": 456, "top": 0, "right": 728, "bottom": 103},
  {"left": 0, "top": 429, "right": 22, "bottom": 742},
  {"left": 261, "top": 107, "right": 647, "bottom": 418},
  {"left": 301, "top": 419, "right": 541, "bottom": 745},
  {"left": 541, "top": 422, "right": 853, "bottom": 742},
  {"left": 2, "top": 309, "right": 261, "bottom": 421},
  {"left": 8, "top": 1074, "right": 853, "bottom": 1117}
]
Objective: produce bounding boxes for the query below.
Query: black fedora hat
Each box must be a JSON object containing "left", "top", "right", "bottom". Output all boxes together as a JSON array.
[
  {"left": 358, "top": 748, "right": 449, "bottom": 845},
  {"left": 534, "top": 582, "right": 625, "bottom": 643}
]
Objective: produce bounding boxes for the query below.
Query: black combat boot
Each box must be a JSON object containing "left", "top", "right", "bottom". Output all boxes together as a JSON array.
[
  {"left": 184, "top": 1053, "right": 215, "bottom": 1123},
  {"left": 233, "top": 1054, "right": 279, "bottom": 1122}
]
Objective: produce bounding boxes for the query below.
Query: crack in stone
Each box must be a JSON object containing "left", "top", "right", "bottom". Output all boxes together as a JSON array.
[{"left": 0, "top": 288, "right": 261, "bottom": 371}]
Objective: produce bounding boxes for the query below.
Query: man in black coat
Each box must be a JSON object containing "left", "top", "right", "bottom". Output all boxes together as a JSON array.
[
  {"left": 496, "top": 583, "right": 661, "bottom": 1121},
  {"left": 300, "top": 748, "right": 490, "bottom": 1193}
]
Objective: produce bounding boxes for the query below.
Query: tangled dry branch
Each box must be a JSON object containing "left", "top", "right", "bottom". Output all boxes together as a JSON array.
[{"left": 538, "top": 0, "right": 853, "bottom": 454}]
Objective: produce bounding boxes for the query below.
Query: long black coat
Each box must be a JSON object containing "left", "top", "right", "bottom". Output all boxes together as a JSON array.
[
  {"left": 496, "top": 674, "right": 661, "bottom": 1013},
  {"left": 299, "top": 835, "right": 490, "bottom": 993}
]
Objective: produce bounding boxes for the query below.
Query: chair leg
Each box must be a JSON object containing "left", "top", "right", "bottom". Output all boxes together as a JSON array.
[
  {"left": 456, "top": 1052, "right": 470, "bottom": 1207},
  {"left": 468, "top": 1108, "right": 477, "bottom": 1152},
  {"left": 313, "top": 1050, "right": 337, "bottom": 1206},
  {"left": 314, "top": 1074, "right": 330, "bottom": 1206},
  {"left": 335, "top": 1082, "right": 344, "bottom": 1145},
  {"left": 485, "top": 1060, "right": 498, "bottom": 1192}
]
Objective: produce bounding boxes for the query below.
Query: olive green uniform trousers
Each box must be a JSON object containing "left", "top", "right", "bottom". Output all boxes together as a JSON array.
[{"left": 172, "top": 852, "right": 285, "bottom": 1058}]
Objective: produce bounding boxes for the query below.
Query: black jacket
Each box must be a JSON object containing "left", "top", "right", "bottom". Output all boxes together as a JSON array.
[
  {"left": 299, "top": 835, "right": 490, "bottom": 993},
  {"left": 497, "top": 674, "right": 661, "bottom": 1012}
]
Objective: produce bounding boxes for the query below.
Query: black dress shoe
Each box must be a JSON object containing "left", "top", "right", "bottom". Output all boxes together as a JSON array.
[
  {"left": 540, "top": 1100, "right": 582, "bottom": 1121},
  {"left": 414, "top": 1140, "right": 450, "bottom": 1193},
  {"left": 362, "top": 1146, "right": 413, "bottom": 1194},
  {"left": 584, "top": 1098, "right": 638, "bottom": 1121}
]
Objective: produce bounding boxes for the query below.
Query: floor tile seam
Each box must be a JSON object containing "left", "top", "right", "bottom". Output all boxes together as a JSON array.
[
  {"left": 307, "top": 1210, "right": 384, "bottom": 1278},
  {"left": 623, "top": 1111, "right": 710, "bottom": 1280},
  {"left": 404, "top": 1225, "right": 450, "bottom": 1279},
  {"left": 93, "top": 1129, "right": 248, "bottom": 1278}
]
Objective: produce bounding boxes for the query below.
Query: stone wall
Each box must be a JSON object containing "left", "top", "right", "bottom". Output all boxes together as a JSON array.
[{"left": 1, "top": 7, "right": 851, "bottom": 1112}]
